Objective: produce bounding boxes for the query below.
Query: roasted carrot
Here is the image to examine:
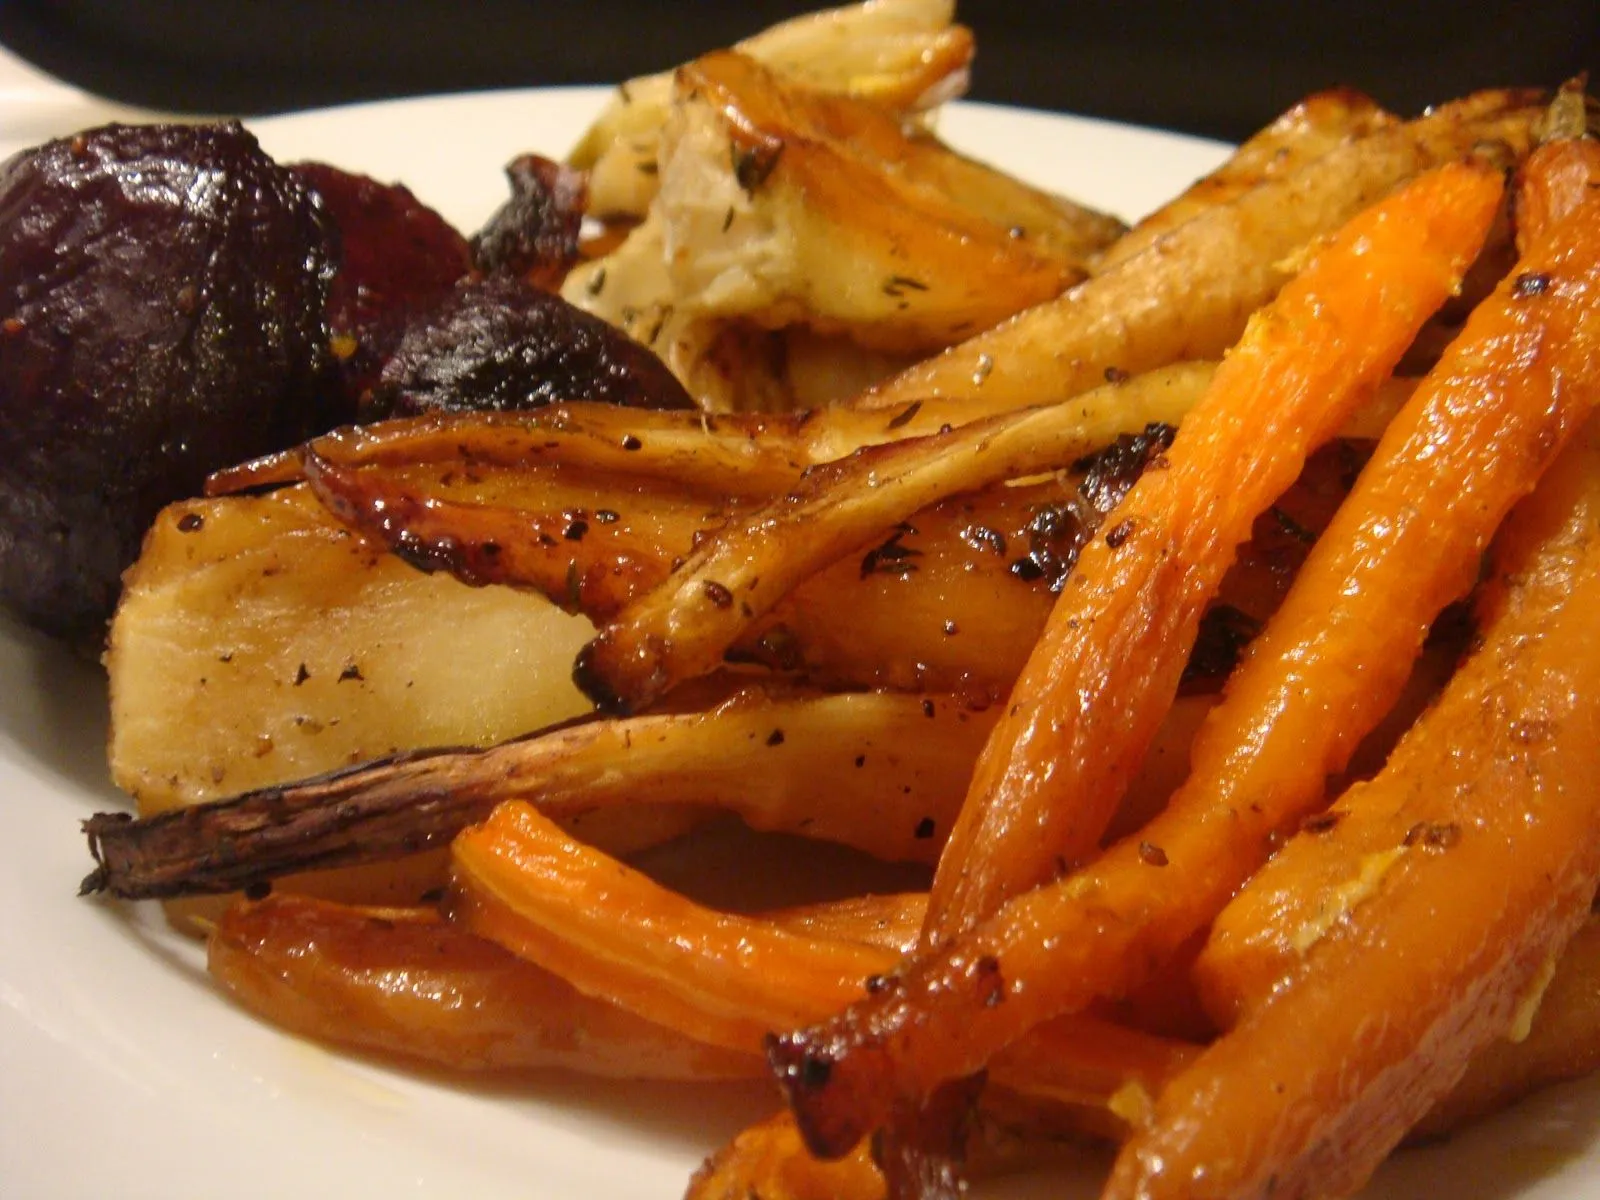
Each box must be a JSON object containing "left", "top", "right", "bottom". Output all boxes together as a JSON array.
[
  {"left": 452, "top": 800, "right": 896, "bottom": 1053},
  {"left": 687, "top": 1084, "right": 1138, "bottom": 1200},
  {"left": 1192, "top": 141, "right": 1600, "bottom": 1023},
  {"left": 765, "top": 163, "right": 1530, "bottom": 1161},
  {"left": 208, "top": 893, "right": 763, "bottom": 1079},
  {"left": 450, "top": 800, "right": 1196, "bottom": 1101},
  {"left": 924, "top": 160, "right": 1505, "bottom": 941},
  {"left": 688, "top": 1110, "right": 888, "bottom": 1200},
  {"left": 1415, "top": 914, "right": 1600, "bottom": 1139},
  {"left": 1197, "top": 415, "right": 1600, "bottom": 1024},
  {"left": 1107, "top": 458, "right": 1600, "bottom": 1200}
]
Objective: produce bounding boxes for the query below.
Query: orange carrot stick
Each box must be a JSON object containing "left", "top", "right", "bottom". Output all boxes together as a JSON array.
[
  {"left": 924, "top": 160, "right": 1505, "bottom": 941},
  {"left": 451, "top": 801, "right": 892, "bottom": 1053},
  {"left": 766, "top": 162, "right": 1551, "bottom": 1162},
  {"left": 1191, "top": 138, "right": 1600, "bottom": 1024},
  {"left": 1107, "top": 446, "right": 1600, "bottom": 1200},
  {"left": 449, "top": 800, "right": 1195, "bottom": 1100}
]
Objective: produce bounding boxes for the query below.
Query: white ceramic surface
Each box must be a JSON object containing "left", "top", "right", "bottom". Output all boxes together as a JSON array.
[{"left": 2, "top": 83, "right": 1598, "bottom": 1200}]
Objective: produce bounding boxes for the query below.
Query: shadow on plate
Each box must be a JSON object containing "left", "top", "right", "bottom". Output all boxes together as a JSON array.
[{"left": 0, "top": 611, "right": 118, "bottom": 802}]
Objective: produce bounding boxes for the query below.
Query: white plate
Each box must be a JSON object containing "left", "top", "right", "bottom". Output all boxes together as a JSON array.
[{"left": 2, "top": 86, "right": 1599, "bottom": 1200}]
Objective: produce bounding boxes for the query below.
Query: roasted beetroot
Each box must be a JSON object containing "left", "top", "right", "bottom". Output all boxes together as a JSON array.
[
  {"left": 365, "top": 276, "right": 694, "bottom": 418},
  {"left": 470, "top": 153, "right": 588, "bottom": 289},
  {"left": 290, "top": 162, "right": 473, "bottom": 399},
  {"left": 0, "top": 122, "right": 339, "bottom": 645}
]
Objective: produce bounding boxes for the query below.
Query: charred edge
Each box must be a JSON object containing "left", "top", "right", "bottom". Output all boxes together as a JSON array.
[
  {"left": 885, "top": 399, "right": 923, "bottom": 431},
  {"left": 765, "top": 1033, "right": 868, "bottom": 1160},
  {"left": 72, "top": 727, "right": 578, "bottom": 900},
  {"left": 1182, "top": 603, "right": 1264, "bottom": 689},
  {"left": 571, "top": 640, "right": 633, "bottom": 715},
  {"left": 731, "top": 136, "right": 784, "bottom": 194}
]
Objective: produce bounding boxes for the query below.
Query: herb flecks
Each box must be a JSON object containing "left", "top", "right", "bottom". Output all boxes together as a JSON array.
[{"left": 861, "top": 524, "right": 923, "bottom": 578}]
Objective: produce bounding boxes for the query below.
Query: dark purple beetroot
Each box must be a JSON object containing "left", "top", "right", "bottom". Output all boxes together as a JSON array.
[
  {"left": 0, "top": 122, "right": 339, "bottom": 645},
  {"left": 365, "top": 275, "right": 694, "bottom": 418},
  {"left": 470, "top": 153, "right": 587, "bottom": 289},
  {"left": 290, "top": 162, "right": 473, "bottom": 398}
]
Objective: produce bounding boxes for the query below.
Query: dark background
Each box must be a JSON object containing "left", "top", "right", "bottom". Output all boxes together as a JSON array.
[{"left": 0, "top": 1, "right": 1595, "bottom": 141}]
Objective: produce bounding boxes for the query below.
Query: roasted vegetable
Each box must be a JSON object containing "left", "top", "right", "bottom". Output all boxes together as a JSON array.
[
  {"left": 470, "top": 153, "right": 587, "bottom": 289},
  {"left": 362, "top": 276, "right": 695, "bottom": 418},
  {"left": 289, "top": 160, "right": 473, "bottom": 402},
  {"left": 0, "top": 121, "right": 340, "bottom": 644},
  {"left": 856, "top": 89, "right": 1538, "bottom": 423}
]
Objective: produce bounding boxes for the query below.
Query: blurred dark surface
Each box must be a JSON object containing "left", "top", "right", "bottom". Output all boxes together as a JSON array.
[{"left": 0, "top": 1, "right": 1595, "bottom": 141}]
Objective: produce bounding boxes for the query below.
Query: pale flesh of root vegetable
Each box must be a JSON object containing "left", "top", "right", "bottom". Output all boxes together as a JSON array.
[
  {"left": 854, "top": 89, "right": 1541, "bottom": 423},
  {"left": 1109, "top": 427, "right": 1600, "bottom": 1200},
  {"left": 764, "top": 161, "right": 1507, "bottom": 1160},
  {"left": 107, "top": 485, "right": 593, "bottom": 817},
  {"left": 105, "top": 484, "right": 608, "bottom": 928},
  {"left": 571, "top": 0, "right": 977, "bottom": 221},
  {"left": 564, "top": 50, "right": 1125, "bottom": 410}
]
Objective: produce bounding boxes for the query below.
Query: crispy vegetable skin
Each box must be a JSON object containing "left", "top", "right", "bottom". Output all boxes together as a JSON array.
[
  {"left": 210, "top": 894, "right": 762, "bottom": 1079},
  {"left": 249, "top": 358, "right": 1217, "bottom": 484},
  {"left": 764, "top": 162, "right": 1506, "bottom": 1159},
  {"left": 0, "top": 121, "right": 339, "bottom": 644},
  {"left": 302, "top": 385, "right": 1333, "bottom": 701},
  {"left": 469, "top": 153, "right": 586, "bottom": 288},
  {"left": 856, "top": 90, "right": 1538, "bottom": 423},
  {"left": 1109, "top": 431, "right": 1600, "bottom": 1200}
]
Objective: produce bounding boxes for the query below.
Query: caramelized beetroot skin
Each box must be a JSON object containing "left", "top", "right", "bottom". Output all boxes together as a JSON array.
[
  {"left": 0, "top": 122, "right": 340, "bottom": 645},
  {"left": 290, "top": 161, "right": 473, "bottom": 399},
  {"left": 366, "top": 276, "right": 694, "bottom": 418}
]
